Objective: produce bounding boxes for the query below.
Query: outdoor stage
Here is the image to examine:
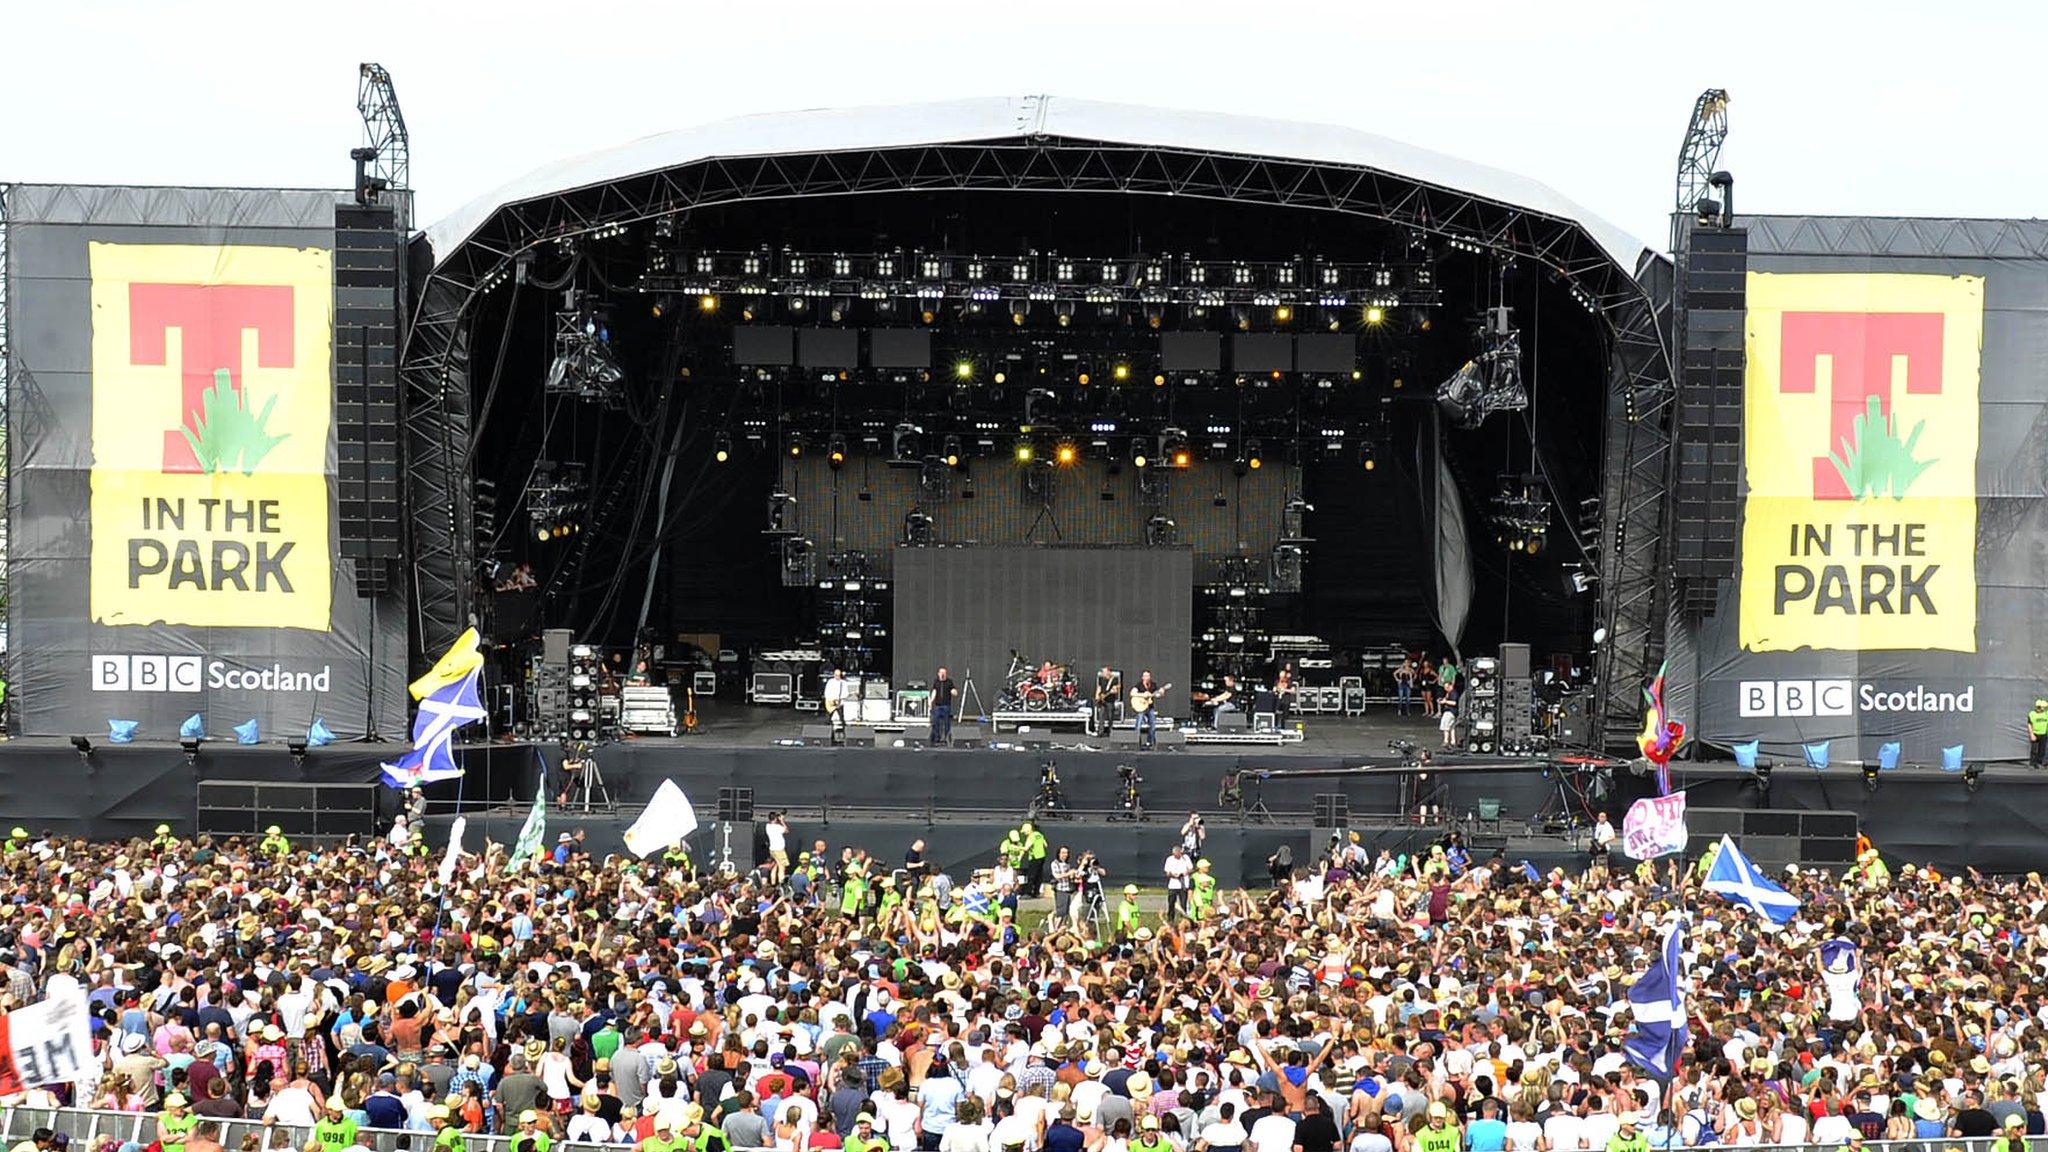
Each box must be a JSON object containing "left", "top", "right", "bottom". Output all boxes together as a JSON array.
[{"left": 7, "top": 695, "right": 2046, "bottom": 875}]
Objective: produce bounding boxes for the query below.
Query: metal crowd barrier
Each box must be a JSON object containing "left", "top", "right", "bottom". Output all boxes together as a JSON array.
[
  {"left": 0, "top": 1107, "right": 651, "bottom": 1152},
  {"left": 0, "top": 1108, "right": 2021, "bottom": 1152}
]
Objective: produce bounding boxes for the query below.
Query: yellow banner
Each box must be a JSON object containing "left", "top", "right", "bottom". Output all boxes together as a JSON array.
[
  {"left": 88, "top": 243, "right": 332, "bottom": 630},
  {"left": 1738, "top": 272, "right": 1981, "bottom": 652}
]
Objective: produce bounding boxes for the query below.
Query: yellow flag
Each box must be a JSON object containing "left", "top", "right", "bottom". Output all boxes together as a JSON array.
[{"left": 410, "top": 627, "right": 484, "bottom": 700}]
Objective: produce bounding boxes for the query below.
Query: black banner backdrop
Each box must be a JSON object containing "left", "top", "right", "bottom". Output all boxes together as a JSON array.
[
  {"left": 1679, "top": 216, "right": 2048, "bottom": 764},
  {"left": 4, "top": 185, "right": 406, "bottom": 741}
]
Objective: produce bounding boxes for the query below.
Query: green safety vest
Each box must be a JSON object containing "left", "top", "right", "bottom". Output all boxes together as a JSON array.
[
  {"left": 514, "top": 1131, "right": 553, "bottom": 1152},
  {"left": 1024, "top": 831, "right": 1047, "bottom": 861},
  {"left": 1132, "top": 1138, "right": 1173, "bottom": 1152},
  {"left": 844, "top": 1137, "right": 891, "bottom": 1152},
  {"left": 689, "top": 1125, "right": 730, "bottom": 1152},
  {"left": 1190, "top": 874, "right": 1217, "bottom": 915},
  {"left": 637, "top": 1138, "right": 676, "bottom": 1152},
  {"left": 1606, "top": 1133, "right": 1649, "bottom": 1152},
  {"left": 261, "top": 835, "right": 291, "bottom": 856},
  {"left": 1116, "top": 899, "right": 1142, "bottom": 932},
  {"left": 160, "top": 1113, "right": 198, "bottom": 1152},
  {"left": 2031, "top": 708, "right": 2048, "bottom": 735},
  {"left": 313, "top": 1118, "right": 357, "bottom": 1152},
  {"left": 434, "top": 1127, "right": 467, "bottom": 1152},
  {"left": 1418, "top": 1126, "right": 1461, "bottom": 1152},
  {"left": 840, "top": 875, "right": 867, "bottom": 915}
]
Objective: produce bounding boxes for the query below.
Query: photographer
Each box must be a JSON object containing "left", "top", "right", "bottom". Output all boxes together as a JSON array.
[
  {"left": 1180, "top": 811, "right": 1206, "bottom": 853},
  {"left": 1069, "top": 850, "right": 1105, "bottom": 927}
]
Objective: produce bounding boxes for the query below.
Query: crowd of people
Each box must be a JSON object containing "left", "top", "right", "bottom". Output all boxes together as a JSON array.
[{"left": 1, "top": 815, "right": 2044, "bottom": 1152}]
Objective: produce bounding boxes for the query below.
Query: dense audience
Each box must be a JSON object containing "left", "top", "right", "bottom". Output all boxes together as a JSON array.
[{"left": 0, "top": 820, "right": 2042, "bottom": 1152}]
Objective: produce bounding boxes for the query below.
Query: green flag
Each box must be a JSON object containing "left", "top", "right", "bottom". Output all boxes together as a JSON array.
[{"left": 507, "top": 786, "right": 547, "bottom": 873}]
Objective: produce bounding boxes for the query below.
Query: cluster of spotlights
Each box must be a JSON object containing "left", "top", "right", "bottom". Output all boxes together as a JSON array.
[{"left": 534, "top": 519, "right": 582, "bottom": 541}]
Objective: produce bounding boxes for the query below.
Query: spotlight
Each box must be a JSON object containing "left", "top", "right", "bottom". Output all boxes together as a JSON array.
[
  {"left": 181, "top": 737, "right": 203, "bottom": 764},
  {"left": 1965, "top": 762, "right": 1984, "bottom": 792},
  {"left": 287, "top": 739, "right": 309, "bottom": 769},
  {"left": 1113, "top": 364, "right": 1130, "bottom": 381},
  {"left": 1244, "top": 440, "right": 1263, "bottom": 471},
  {"left": 1365, "top": 305, "right": 1386, "bottom": 325},
  {"left": 828, "top": 435, "right": 848, "bottom": 469},
  {"left": 942, "top": 436, "right": 962, "bottom": 468},
  {"left": 1055, "top": 443, "right": 1078, "bottom": 466},
  {"left": 70, "top": 736, "right": 92, "bottom": 758},
  {"left": 1077, "top": 373, "right": 1091, "bottom": 386},
  {"left": 1009, "top": 301, "right": 1029, "bottom": 326},
  {"left": 1862, "top": 763, "right": 1880, "bottom": 791},
  {"left": 1015, "top": 439, "right": 1035, "bottom": 463},
  {"left": 698, "top": 294, "right": 719, "bottom": 313},
  {"left": 1274, "top": 305, "right": 1293, "bottom": 324},
  {"left": 1173, "top": 448, "right": 1192, "bottom": 468},
  {"left": 1131, "top": 437, "right": 1152, "bottom": 469},
  {"left": 536, "top": 526, "right": 551, "bottom": 542},
  {"left": 955, "top": 360, "right": 974, "bottom": 381},
  {"left": 713, "top": 432, "right": 733, "bottom": 463},
  {"left": 787, "top": 434, "right": 804, "bottom": 458},
  {"left": 1362, "top": 442, "right": 1377, "bottom": 471}
]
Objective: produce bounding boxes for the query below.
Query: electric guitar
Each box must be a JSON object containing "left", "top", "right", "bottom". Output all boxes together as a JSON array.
[
  {"left": 683, "top": 686, "right": 699, "bottom": 734},
  {"left": 1094, "top": 675, "right": 1122, "bottom": 705},
  {"left": 1129, "top": 684, "right": 1173, "bottom": 712}
]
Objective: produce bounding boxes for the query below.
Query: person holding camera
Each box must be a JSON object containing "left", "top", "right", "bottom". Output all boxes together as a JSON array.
[
  {"left": 1180, "top": 812, "right": 1206, "bottom": 853},
  {"left": 1069, "top": 850, "right": 1105, "bottom": 926}
]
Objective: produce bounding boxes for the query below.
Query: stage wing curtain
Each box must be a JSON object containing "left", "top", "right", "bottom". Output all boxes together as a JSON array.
[{"left": 1420, "top": 415, "right": 1474, "bottom": 651}]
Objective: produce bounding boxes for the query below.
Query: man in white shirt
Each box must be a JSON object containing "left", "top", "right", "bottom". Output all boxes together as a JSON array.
[
  {"left": 1247, "top": 1096, "right": 1297, "bottom": 1152},
  {"left": 1163, "top": 847, "right": 1194, "bottom": 921},
  {"left": 824, "top": 670, "right": 851, "bottom": 739},
  {"left": 1578, "top": 1096, "right": 1618, "bottom": 1150},
  {"left": 1542, "top": 1104, "right": 1585, "bottom": 1151}
]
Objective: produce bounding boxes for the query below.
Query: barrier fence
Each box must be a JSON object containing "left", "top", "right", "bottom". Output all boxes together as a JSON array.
[{"left": 0, "top": 1109, "right": 2028, "bottom": 1152}]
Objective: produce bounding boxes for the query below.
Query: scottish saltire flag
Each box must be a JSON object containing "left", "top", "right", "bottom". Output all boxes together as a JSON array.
[
  {"left": 234, "top": 719, "right": 261, "bottom": 745},
  {"left": 1624, "top": 917, "right": 1688, "bottom": 1079},
  {"left": 108, "top": 719, "right": 139, "bottom": 744},
  {"left": 1520, "top": 860, "right": 1542, "bottom": 883},
  {"left": 1942, "top": 744, "right": 1966, "bottom": 772},
  {"left": 380, "top": 666, "right": 485, "bottom": 787},
  {"left": 307, "top": 717, "right": 337, "bottom": 747},
  {"left": 179, "top": 713, "right": 205, "bottom": 741},
  {"left": 962, "top": 887, "right": 996, "bottom": 922},
  {"left": 1731, "top": 740, "right": 1760, "bottom": 770},
  {"left": 1704, "top": 834, "right": 1801, "bottom": 925},
  {"left": 1803, "top": 740, "right": 1831, "bottom": 770}
]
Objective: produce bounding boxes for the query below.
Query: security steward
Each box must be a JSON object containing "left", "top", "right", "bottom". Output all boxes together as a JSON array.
[{"left": 2030, "top": 698, "right": 2048, "bottom": 767}]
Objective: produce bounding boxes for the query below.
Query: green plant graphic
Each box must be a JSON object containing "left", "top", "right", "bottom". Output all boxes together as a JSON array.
[
  {"left": 1827, "top": 393, "right": 1933, "bottom": 499},
  {"left": 179, "top": 368, "right": 288, "bottom": 475}
]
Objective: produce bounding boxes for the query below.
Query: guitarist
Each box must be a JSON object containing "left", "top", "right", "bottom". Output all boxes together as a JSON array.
[
  {"left": 1130, "top": 671, "right": 1168, "bottom": 750},
  {"left": 1091, "top": 666, "right": 1121, "bottom": 737},
  {"left": 823, "top": 668, "right": 850, "bottom": 742}
]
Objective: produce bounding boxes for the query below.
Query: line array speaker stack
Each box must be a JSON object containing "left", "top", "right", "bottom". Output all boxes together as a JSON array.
[
  {"left": 334, "top": 204, "right": 404, "bottom": 597},
  {"left": 567, "top": 643, "right": 600, "bottom": 741},
  {"left": 531, "top": 628, "right": 572, "bottom": 738},
  {"left": 1673, "top": 221, "right": 1748, "bottom": 617},
  {"left": 1497, "top": 642, "right": 1536, "bottom": 754},
  {"left": 1312, "top": 793, "right": 1349, "bottom": 829},
  {"left": 716, "top": 787, "right": 756, "bottom": 823},
  {"left": 1463, "top": 656, "right": 1499, "bottom": 754}
]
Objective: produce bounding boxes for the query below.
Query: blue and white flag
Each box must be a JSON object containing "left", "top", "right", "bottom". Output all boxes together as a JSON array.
[
  {"left": 179, "top": 713, "right": 205, "bottom": 741},
  {"left": 107, "top": 719, "right": 139, "bottom": 744},
  {"left": 1704, "top": 834, "right": 1801, "bottom": 925},
  {"left": 234, "top": 718, "right": 261, "bottom": 745},
  {"left": 1624, "top": 916, "right": 1688, "bottom": 1079},
  {"left": 380, "top": 666, "right": 486, "bottom": 788},
  {"left": 1818, "top": 936, "right": 1863, "bottom": 1022},
  {"left": 307, "top": 717, "right": 337, "bottom": 748}
]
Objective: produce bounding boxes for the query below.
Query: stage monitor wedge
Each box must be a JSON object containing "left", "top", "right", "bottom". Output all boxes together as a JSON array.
[
  {"left": 869, "top": 328, "right": 932, "bottom": 369},
  {"left": 732, "top": 325, "right": 795, "bottom": 366}
]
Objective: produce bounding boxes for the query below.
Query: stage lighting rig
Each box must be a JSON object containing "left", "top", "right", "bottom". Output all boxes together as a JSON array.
[
  {"left": 544, "top": 290, "right": 627, "bottom": 404},
  {"left": 1434, "top": 306, "right": 1528, "bottom": 429},
  {"left": 1144, "top": 513, "right": 1179, "bottom": 547},
  {"left": 713, "top": 432, "right": 733, "bottom": 463},
  {"left": 902, "top": 507, "right": 936, "bottom": 546},
  {"left": 1490, "top": 478, "right": 1552, "bottom": 554},
  {"left": 526, "top": 461, "right": 588, "bottom": 542}
]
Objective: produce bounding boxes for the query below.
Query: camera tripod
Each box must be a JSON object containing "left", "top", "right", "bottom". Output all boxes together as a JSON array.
[{"left": 1240, "top": 771, "right": 1275, "bottom": 824}]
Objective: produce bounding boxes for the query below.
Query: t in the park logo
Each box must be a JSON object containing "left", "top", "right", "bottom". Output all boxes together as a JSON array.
[
  {"left": 1737, "top": 273, "right": 1982, "bottom": 653},
  {"left": 87, "top": 244, "right": 334, "bottom": 632}
]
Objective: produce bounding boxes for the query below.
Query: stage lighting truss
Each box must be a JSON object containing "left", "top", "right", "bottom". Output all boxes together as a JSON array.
[
  {"left": 526, "top": 460, "right": 589, "bottom": 542},
  {"left": 1434, "top": 306, "right": 1528, "bottom": 429},
  {"left": 1490, "top": 477, "right": 1553, "bottom": 554},
  {"left": 543, "top": 290, "right": 627, "bottom": 404},
  {"left": 640, "top": 247, "right": 1441, "bottom": 319}
]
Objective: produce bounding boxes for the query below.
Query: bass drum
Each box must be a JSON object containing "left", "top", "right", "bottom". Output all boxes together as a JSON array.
[{"left": 1022, "top": 684, "right": 1051, "bottom": 711}]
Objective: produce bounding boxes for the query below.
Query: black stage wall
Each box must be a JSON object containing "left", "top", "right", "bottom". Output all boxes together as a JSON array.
[
  {"left": 11, "top": 739, "right": 2048, "bottom": 877},
  {"left": 893, "top": 545, "right": 1194, "bottom": 716}
]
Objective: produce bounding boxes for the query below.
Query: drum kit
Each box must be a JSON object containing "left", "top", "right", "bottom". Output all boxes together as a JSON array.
[{"left": 999, "top": 651, "right": 1083, "bottom": 712}]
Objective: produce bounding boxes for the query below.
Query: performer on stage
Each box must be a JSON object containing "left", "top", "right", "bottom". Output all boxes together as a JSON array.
[
  {"left": 930, "top": 667, "right": 957, "bottom": 745},
  {"left": 823, "top": 668, "right": 850, "bottom": 740},
  {"left": 1131, "top": 670, "right": 1165, "bottom": 750},
  {"left": 1207, "top": 675, "right": 1241, "bottom": 717},
  {"left": 1092, "top": 665, "right": 1121, "bottom": 737}
]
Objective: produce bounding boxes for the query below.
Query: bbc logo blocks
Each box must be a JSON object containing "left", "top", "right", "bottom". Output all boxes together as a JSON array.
[
  {"left": 93, "top": 655, "right": 203, "bottom": 692},
  {"left": 1739, "top": 679, "right": 1852, "bottom": 718}
]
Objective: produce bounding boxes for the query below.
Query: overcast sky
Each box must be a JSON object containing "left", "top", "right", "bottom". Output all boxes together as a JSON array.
[{"left": 7, "top": 0, "right": 2039, "bottom": 252}]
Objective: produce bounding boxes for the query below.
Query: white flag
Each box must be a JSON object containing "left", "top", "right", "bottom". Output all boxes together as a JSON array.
[
  {"left": 623, "top": 779, "right": 699, "bottom": 858},
  {"left": 1622, "top": 792, "right": 1689, "bottom": 860},
  {"left": 0, "top": 974, "right": 94, "bottom": 1092},
  {"left": 437, "top": 816, "right": 467, "bottom": 886}
]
